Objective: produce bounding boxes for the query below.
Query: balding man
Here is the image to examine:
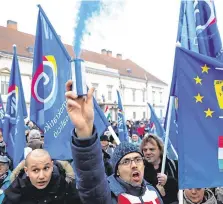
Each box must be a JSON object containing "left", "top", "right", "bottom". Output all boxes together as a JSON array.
[{"left": 2, "top": 149, "right": 81, "bottom": 204}]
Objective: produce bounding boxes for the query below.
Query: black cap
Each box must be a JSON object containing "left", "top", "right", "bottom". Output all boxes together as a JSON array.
[{"left": 100, "top": 135, "right": 109, "bottom": 142}]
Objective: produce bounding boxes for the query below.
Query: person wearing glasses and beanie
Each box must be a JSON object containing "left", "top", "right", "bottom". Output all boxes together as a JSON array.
[{"left": 65, "top": 80, "right": 163, "bottom": 204}]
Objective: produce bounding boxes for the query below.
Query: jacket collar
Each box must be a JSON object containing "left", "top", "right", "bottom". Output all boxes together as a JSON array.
[{"left": 107, "top": 174, "right": 147, "bottom": 196}]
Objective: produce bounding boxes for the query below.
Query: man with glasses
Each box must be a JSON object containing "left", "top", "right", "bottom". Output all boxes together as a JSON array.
[{"left": 65, "top": 80, "right": 163, "bottom": 204}]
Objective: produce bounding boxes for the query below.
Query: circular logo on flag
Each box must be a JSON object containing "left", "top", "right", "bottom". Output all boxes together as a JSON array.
[
  {"left": 31, "top": 55, "right": 58, "bottom": 111},
  {"left": 195, "top": 0, "right": 216, "bottom": 35}
]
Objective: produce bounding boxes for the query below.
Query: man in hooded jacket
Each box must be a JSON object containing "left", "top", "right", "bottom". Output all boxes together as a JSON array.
[{"left": 2, "top": 149, "right": 81, "bottom": 204}]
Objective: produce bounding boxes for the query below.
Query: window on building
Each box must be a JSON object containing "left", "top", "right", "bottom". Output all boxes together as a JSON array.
[
  {"left": 159, "top": 92, "right": 163, "bottom": 103},
  {"left": 143, "top": 111, "right": 146, "bottom": 119},
  {"left": 108, "top": 91, "right": 112, "bottom": 101},
  {"left": 92, "top": 83, "right": 98, "bottom": 99},
  {"left": 132, "top": 89, "right": 136, "bottom": 102},
  {"left": 152, "top": 91, "right": 155, "bottom": 103},
  {"left": 133, "top": 112, "right": 136, "bottom": 119},
  {"left": 160, "top": 109, "right": 163, "bottom": 118},
  {"left": 107, "top": 85, "right": 113, "bottom": 101},
  {"left": 0, "top": 75, "right": 9, "bottom": 95},
  {"left": 142, "top": 90, "right": 146, "bottom": 102}
]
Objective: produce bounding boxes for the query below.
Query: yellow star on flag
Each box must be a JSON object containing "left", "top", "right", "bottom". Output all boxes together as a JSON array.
[
  {"left": 194, "top": 76, "right": 202, "bottom": 84},
  {"left": 204, "top": 108, "right": 214, "bottom": 118},
  {"left": 194, "top": 93, "right": 204, "bottom": 103},
  {"left": 201, "top": 64, "right": 210, "bottom": 73}
]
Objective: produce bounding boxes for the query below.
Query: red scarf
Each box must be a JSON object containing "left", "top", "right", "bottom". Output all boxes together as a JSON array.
[{"left": 118, "top": 187, "right": 160, "bottom": 204}]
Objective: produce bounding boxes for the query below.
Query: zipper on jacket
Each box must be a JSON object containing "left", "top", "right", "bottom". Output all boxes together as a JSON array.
[{"left": 139, "top": 196, "right": 144, "bottom": 203}]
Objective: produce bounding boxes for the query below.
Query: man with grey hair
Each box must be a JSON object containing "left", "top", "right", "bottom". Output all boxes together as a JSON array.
[{"left": 27, "top": 129, "right": 44, "bottom": 150}]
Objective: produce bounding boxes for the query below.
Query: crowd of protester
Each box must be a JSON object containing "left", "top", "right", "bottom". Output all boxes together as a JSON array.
[{"left": 0, "top": 81, "right": 222, "bottom": 204}]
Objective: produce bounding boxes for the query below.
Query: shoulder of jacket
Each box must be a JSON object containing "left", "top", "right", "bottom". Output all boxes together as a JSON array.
[
  {"left": 54, "top": 160, "right": 75, "bottom": 183},
  {"left": 10, "top": 160, "right": 25, "bottom": 182}
]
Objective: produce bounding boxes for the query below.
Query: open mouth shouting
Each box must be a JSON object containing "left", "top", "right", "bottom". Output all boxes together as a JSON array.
[{"left": 132, "top": 171, "right": 141, "bottom": 183}]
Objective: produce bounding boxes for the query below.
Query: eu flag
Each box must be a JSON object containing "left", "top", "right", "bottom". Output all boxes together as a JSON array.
[
  {"left": 117, "top": 90, "right": 128, "bottom": 142},
  {"left": 3, "top": 45, "right": 27, "bottom": 168},
  {"left": 166, "top": 0, "right": 223, "bottom": 153},
  {"left": 148, "top": 103, "right": 177, "bottom": 160},
  {"left": 174, "top": 47, "right": 223, "bottom": 188},
  {"left": 0, "top": 94, "right": 4, "bottom": 130}
]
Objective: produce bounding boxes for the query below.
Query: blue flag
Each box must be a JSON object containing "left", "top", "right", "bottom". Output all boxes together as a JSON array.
[
  {"left": 31, "top": 5, "right": 109, "bottom": 160},
  {"left": 174, "top": 47, "right": 223, "bottom": 188},
  {"left": 0, "top": 94, "right": 4, "bottom": 130},
  {"left": 165, "top": 0, "right": 223, "bottom": 153},
  {"left": 3, "top": 46, "right": 27, "bottom": 168},
  {"left": 31, "top": 5, "right": 73, "bottom": 160},
  {"left": 148, "top": 103, "right": 177, "bottom": 160},
  {"left": 93, "top": 97, "right": 110, "bottom": 137},
  {"left": 117, "top": 90, "right": 128, "bottom": 142},
  {"left": 177, "top": 0, "right": 223, "bottom": 59}
]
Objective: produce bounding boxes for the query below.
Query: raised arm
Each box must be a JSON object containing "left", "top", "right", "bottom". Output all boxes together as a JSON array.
[{"left": 65, "top": 80, "right": 112, "bottom": 204}]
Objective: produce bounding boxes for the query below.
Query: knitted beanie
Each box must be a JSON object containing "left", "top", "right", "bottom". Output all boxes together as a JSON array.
[{"left": 111, "top": 142, "right": 143, "bottom": 174}]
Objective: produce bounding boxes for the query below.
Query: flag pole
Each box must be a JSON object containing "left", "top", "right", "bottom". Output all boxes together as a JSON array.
[
  {"left": 171, "top": 143, "right": 178, "bottom": 160},
  {"left": 108, "top": 126, "right": 120, "bottom": 145},
  {"left": 161, "top": 96, "right": 176, "bottom": 173},
  {"left": 161, "top": 96, "right": 182, "bottom": 203},
  {"left": 179, "top": 190, "right": 184, "bottom": 204}
]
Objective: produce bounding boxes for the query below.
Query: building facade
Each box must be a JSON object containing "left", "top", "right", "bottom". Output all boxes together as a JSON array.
[{"left": 0, "top": 20, "right": 167, "bottom": 121}]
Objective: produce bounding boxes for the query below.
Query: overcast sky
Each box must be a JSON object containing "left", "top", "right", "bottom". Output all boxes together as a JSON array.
[{"left": 0, "top": 0, "right": 222, "bottom": 86}]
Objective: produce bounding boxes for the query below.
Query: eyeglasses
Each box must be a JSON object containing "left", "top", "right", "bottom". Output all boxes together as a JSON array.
[
  {"left": 0, "top": 163, "right": 8, "bottom": 167},
  {"left": 119, "top": 156, "right": 144, "bottom": 166}
]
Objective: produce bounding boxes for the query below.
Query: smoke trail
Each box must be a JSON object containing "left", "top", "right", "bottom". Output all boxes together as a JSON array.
[{"left": 74, "top": 1, "right": 102, "bottom": 57}]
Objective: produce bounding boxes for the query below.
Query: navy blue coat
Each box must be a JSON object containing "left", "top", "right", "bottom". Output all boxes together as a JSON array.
[{"left": 71, "top": 130, "right": 163, "bottom": 204}]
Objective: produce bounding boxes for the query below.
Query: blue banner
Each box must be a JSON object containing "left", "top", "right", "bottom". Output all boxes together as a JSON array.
[
  {"left": 31, "top": 5, "right": 73, "bottom": 160},
  {"left": 0, "top": 94, "right": 4, "bottom": 130},
  {"left": 31, "top": 5, "right": 109, "bottom": 160},
  {"left": 175, "top": 47, "right": 223, "bottom": 188},
  {"left": 148, "top": 103, "right": 177, "bottom": 160},
  {"left": 165, "top": 0, "right": 223, "bottom": 153},
  {"left": 117, "top": 90, "right": 128, "bottom": 142},
  {"left": 3, "top": 46, "right": 27, "bottom": 168}
]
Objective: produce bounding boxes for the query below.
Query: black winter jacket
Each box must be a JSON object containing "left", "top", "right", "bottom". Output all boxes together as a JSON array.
[{"left": 2, "top": 162, "right": 82, "bottom": 204}]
